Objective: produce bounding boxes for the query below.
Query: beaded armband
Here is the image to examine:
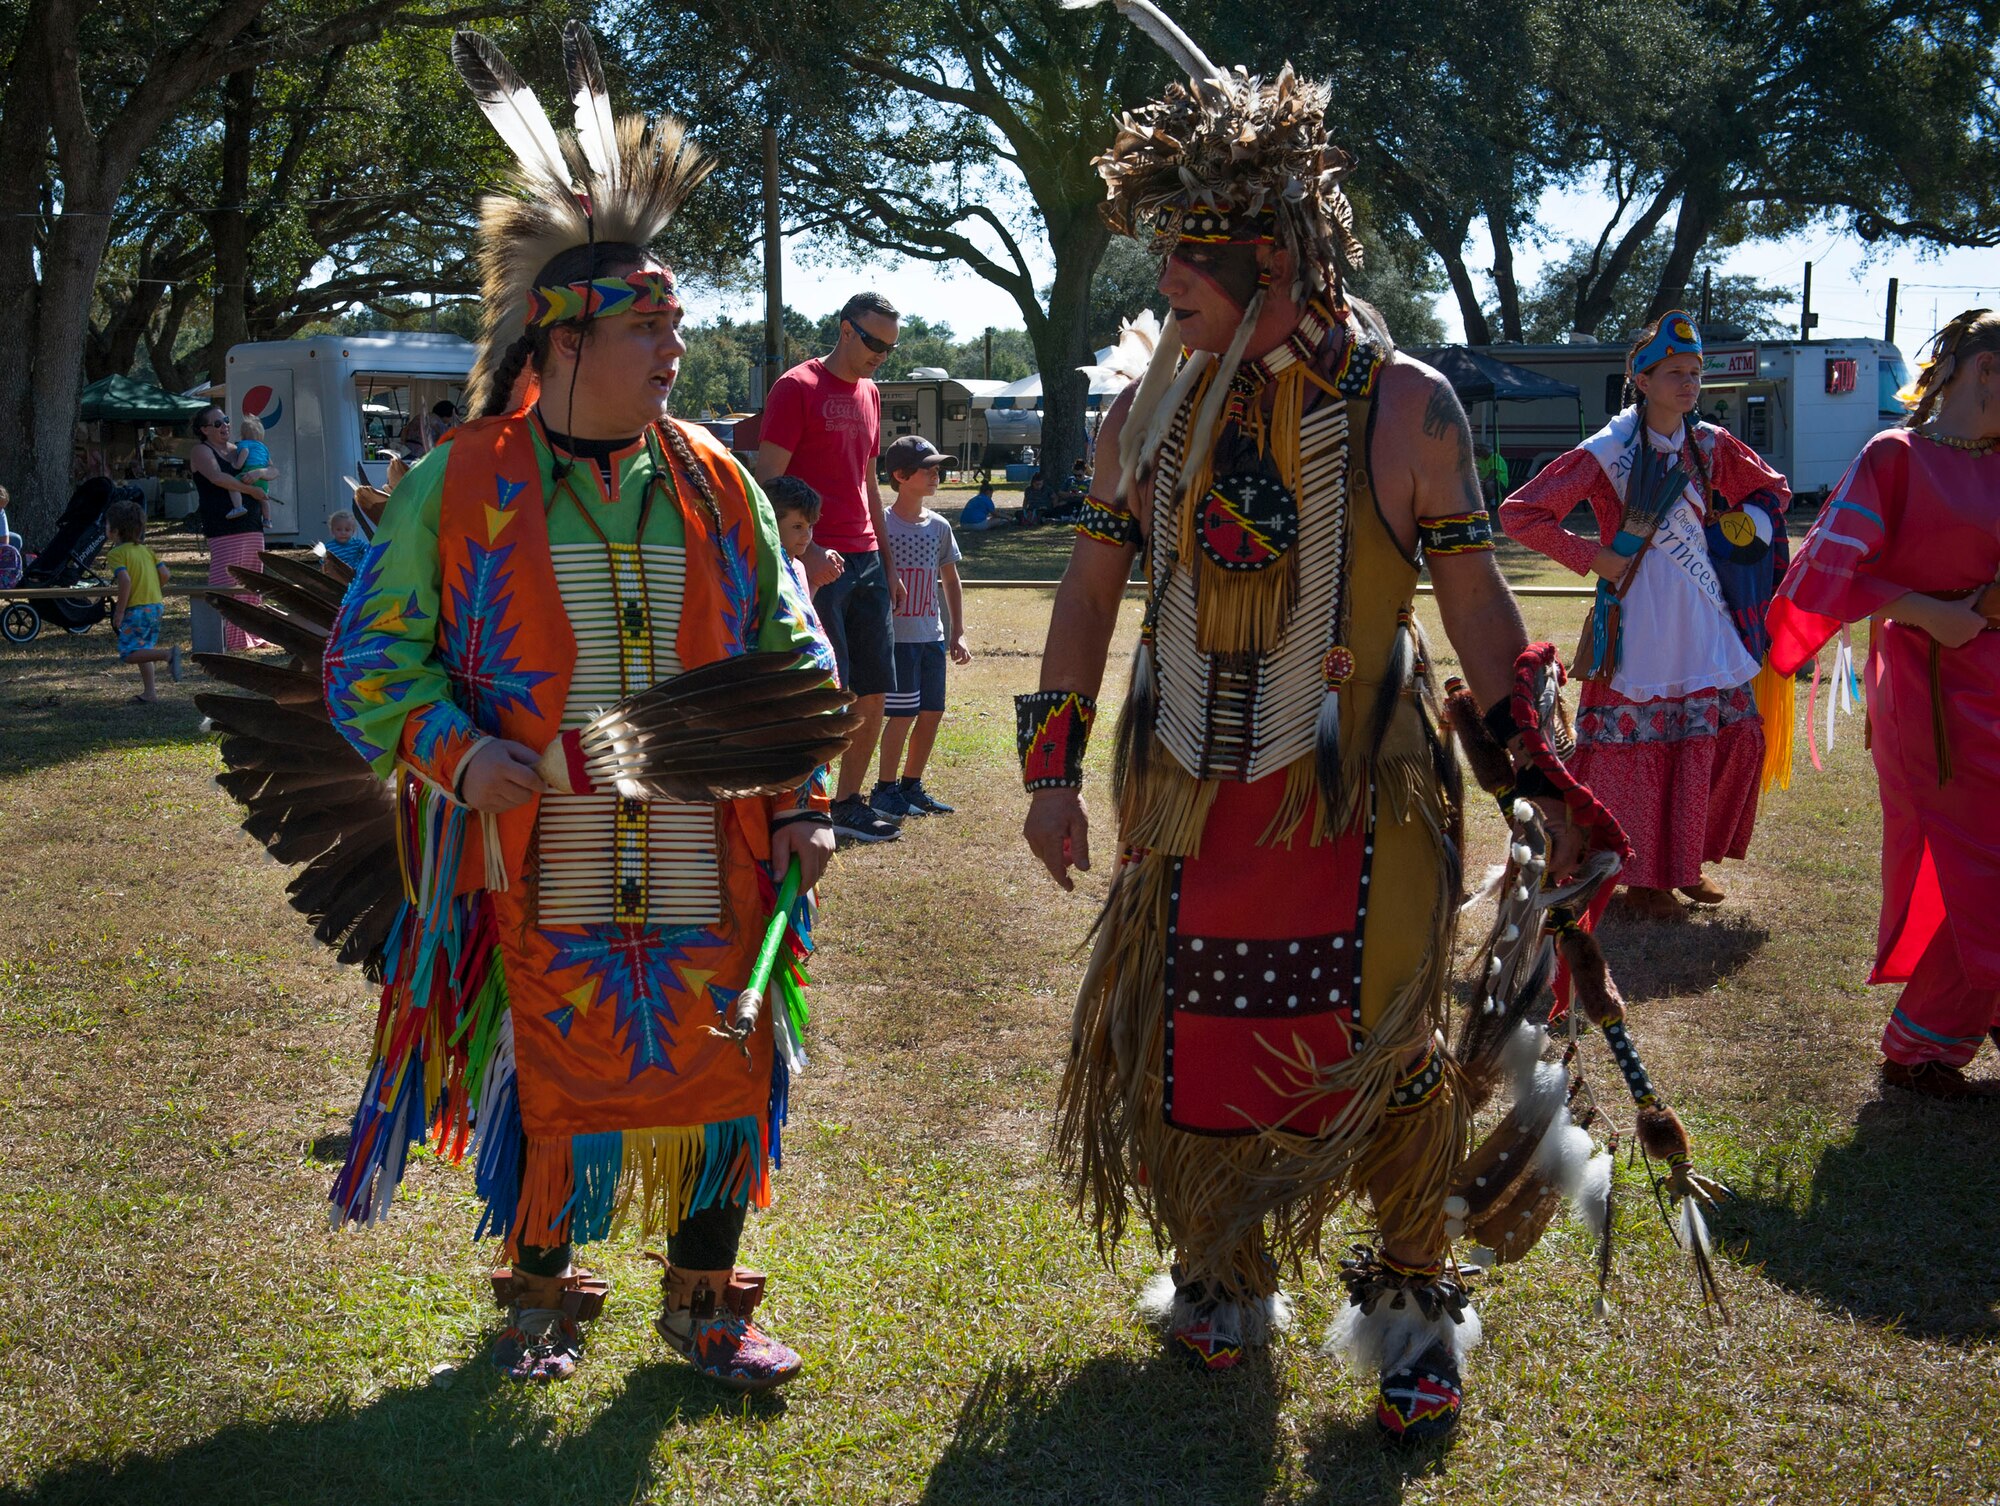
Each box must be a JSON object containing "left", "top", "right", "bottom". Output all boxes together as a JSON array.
[
  {"left": 1075, "top": 495, "right": 1142, "bottom": 549},
  {"left": 1015, "top": 690, "right": 1097, "bottom": 791},
  {"left": 1417, "top": 509, "right": 1495, "bottom": 557}
]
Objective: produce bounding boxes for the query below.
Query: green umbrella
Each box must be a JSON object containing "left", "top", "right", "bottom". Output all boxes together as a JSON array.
[{"left": 78, "top": 374, "right": 209, "bottom": 424}]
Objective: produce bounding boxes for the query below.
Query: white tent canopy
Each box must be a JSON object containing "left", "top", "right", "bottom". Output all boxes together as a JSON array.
[{"left": 973, "top": 344, "right": 1122, "bottom": 411}]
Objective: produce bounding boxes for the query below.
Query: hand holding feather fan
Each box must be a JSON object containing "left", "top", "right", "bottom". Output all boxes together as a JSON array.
[{"left": 200, "top": 557, "right": 857, "bottom": 978}]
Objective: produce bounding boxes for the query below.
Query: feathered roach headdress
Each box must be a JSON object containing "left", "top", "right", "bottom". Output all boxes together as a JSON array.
[
  {"left": 453, "top": 23, "right": 712, "bottom": 414},
  {"left": 1062, "top": 0, "right": 1365, "bottom": 501},
  {"left": 1082, "top": 22, "right": 1363, "bottom": 310}
]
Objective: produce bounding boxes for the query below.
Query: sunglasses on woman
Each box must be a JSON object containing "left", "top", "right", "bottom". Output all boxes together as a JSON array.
[{"left": 846, "top": 319, "right": 897, "bottom": 355}]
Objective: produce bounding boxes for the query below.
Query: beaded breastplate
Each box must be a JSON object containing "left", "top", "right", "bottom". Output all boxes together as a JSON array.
[
  {"left": 536, "top": 469, "right": 721, "bottom": 928},
  {"left": 1143, "top": 331, "right": 1384, "bottom": 783}
]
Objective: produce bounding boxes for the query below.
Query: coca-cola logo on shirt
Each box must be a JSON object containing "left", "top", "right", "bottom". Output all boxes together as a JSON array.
[{"left": 822, "top": 395, "right": 866, "bottom": 428}]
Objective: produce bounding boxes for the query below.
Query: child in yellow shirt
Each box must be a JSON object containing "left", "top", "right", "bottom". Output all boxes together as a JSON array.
[{"left": 104, "top": 499, "right": 181, "bottom": 703}]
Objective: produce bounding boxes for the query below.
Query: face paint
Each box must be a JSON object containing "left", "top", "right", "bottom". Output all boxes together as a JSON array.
[{"left": 1167, "top": 241, "right": 1264, "bottom": 312}]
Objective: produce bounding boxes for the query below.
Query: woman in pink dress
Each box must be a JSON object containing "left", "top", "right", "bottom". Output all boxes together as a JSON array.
[
  {"left": 1501, "top": 311, "right": 1791, "bottom": 921},
  {"left": 1768, "top": 309, "right": 2000, "bottom": 1100}
]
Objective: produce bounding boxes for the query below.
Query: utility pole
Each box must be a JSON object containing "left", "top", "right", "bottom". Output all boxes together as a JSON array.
[
  {"left": 983, "top": 327, "right": 993, "bottom": 379},
  {"left": 1699, "top": 268, "right": 1712, "bottom": 326},
  {"left": 1799, "top": 261, "right": 1819, "bottom": 340},
  {"left": 1884, "top": 278, "right": 1899, "bottom": 344},
  {"left": 759, "top": 124, "right": 782, "bottom": 408}
]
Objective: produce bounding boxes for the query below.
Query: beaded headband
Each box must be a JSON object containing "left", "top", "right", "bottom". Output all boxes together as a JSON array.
[
  {"left": 1631, "top": 309, "right": 1702, "bottom": 374},
  {"left": 1152, "top": 202, "right": 1278, "bottom": 252},
  {"left": 526, "top": 269, "right": 682, "bottom": 328}
]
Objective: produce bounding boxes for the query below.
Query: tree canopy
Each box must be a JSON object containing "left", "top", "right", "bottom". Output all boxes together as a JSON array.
[{"left": 7, "top": 0, "right": 1996, "bottom": 534}]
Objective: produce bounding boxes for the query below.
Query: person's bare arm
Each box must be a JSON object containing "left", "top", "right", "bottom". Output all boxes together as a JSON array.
[
  {"left": 111, "top": 567, "right": 131, "bottom": 628},
  {"left": 1378, "top": 360, "right": 1587, "bottom": 875},
  {"left": 189, "top": 444, "right": 261, "bottom": 497},
  {"left": 941, "top": 557, "right": 970, "bottom": 662},
  {"left": 869, "top": 471, "right": 905, "bottom": 608},
  {"left": 1375, "top": 361, "right": 1529, "bottom": 712},
  {"left": 1883, "top": 591, "right": 1986, "bottom": 649},
  {"left": 753, "top": 441, "right": 793, "bottom": 484},
  {"left": 1023, "top": 385, "right": 1140, "bottom": 890}
]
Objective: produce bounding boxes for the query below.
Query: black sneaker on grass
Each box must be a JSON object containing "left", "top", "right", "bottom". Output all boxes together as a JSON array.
[
  {"left": 869, "top": 781, "right": 913, "bottom": 822},
  {"left": 831, "top": 794, "right": 900, "bottom": 844},
  {"left": 900, "top": 780, "right": 954, "bottom": 815}
]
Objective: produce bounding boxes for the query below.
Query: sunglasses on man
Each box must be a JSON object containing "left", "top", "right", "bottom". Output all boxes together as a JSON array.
[{"left": 845, "top": 319, "right": 897, "bottom": 355}]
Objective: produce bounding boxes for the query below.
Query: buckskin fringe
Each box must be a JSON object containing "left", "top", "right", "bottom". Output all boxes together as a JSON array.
[
  {"left": 1116, "top": 752, "right": 1219, "bottom": 858},
  {"left": 1056, "top": 854, "right": 1173, "bottom": 1267}
]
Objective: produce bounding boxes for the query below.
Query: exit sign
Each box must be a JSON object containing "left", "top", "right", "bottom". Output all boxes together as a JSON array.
[{"left": 1703, "top": 347, "right": 1758, "bottom": 378}]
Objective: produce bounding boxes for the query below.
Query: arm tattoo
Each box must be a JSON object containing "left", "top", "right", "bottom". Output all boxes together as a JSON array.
[{"left": 1421, "top": 380, "right": 1485, "bottom": 513}]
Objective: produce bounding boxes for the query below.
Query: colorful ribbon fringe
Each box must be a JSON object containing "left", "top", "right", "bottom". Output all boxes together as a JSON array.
[{"left": 332, "top": 776, "right": 798, "bottom": 1253}]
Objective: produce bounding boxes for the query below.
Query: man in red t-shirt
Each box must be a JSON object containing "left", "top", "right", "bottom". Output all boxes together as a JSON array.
[{"left": 757, "top": 291, "right": 908, "bottom": 844}]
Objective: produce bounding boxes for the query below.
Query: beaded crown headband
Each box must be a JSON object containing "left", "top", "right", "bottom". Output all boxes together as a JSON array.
[{"left": 1631, "top": 311, "right": 1703, "bottom": 375}]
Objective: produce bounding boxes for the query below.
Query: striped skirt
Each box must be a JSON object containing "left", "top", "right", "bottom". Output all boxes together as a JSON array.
[{"left": 207, "top": 530, "right": 266, "bottom": 651}]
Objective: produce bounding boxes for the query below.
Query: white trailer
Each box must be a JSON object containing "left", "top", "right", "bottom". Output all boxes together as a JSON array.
[
  {"left": 1454, "top": 337, "right": 1911, "bottom": 499},
  {"left": 875, "top": 370, "right": 1007, "bottom": 470},
  {"left": 222, "top": 332, "right": 475, "bottom": 541}
]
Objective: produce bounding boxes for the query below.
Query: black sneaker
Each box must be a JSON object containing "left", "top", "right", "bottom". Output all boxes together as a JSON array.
[
  {"left": 869, "top": 782, "right": 913, "bottom": 822},
  {"left": 900, "top": 780, "right": 954, "bottom": 815},
  {"left": 830, "top": 795, "right": 900, "bottom": 844}
]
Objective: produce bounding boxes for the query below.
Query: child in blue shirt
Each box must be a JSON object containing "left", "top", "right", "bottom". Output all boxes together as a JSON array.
[{"left": 228, "top": 415, "right": 277, "bottom": 520}]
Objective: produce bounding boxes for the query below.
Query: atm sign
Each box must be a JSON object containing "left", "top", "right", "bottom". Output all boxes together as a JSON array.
[{"left": 1703, "top": 347, "right": 1758, "bottom": 378}]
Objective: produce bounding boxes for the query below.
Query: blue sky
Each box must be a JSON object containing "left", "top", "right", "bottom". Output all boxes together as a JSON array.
[{"left": 708, "top": 181, "right": 1997, "bottom": 372}]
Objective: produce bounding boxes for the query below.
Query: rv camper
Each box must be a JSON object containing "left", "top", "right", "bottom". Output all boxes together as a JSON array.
[
  {"left": 222, "top": 332, "right": 475, "bottom": 541},
  {"left": 1449, "top": 337, "right": 1912, "bottom": 500},
  {"left": 876, "top": 369, "right": 1007, "bottom": 471}
]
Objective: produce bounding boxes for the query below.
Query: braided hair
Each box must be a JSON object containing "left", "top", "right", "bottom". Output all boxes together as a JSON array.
[{"left": 1899, "top": 308, "right": 2000, "bottom": 431}]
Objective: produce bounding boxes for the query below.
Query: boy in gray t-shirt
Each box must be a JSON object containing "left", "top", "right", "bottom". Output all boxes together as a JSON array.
[{"left": 872, "top": 436, "right": 972, "bottom": 818}]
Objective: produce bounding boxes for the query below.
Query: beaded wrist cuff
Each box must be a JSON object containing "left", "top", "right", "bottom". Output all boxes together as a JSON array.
[{"left": 1016, "top": 690, "right": 1097, "bottom": 791}]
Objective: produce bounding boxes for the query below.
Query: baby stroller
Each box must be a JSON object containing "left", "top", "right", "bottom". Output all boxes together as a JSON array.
[{"left": 0, "top": 477, "right": 114, "bottom": 645}]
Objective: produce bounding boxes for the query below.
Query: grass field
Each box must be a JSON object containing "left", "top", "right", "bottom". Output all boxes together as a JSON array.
[{"left": 1, "top": 554, "right": 1997, "bottom": 1505}]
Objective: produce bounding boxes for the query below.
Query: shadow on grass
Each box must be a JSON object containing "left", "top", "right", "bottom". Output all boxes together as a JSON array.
[
  {"left": 7, "top": 1352, "right": 774, "bottom": 1506},
  {"left": 1595, "top": 909, "right": 1770, "bottom": 1005},
  {"left": 1727, "top": 1095, "right": 2000, "bottom": 1340},
  {"left": 919, "top": 1354, "right": 1422, "bottom": 1506},
  {"left": 0, "top": 601, "right": 211, "bottom": 779}
]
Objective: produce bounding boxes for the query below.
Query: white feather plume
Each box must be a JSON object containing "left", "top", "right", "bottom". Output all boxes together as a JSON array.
[
  {"left": 1078, "top": 308, "right": 1162, "bottom": 388},
  {"left": 1123, "top": 318, "right": 1202, "bottom": 490},
  {"left": 452, "top": 31, "right": 573, "bottom": 196},
  {"left": 1679, "top": 1195, "right": 1713, "bottom": 1259},
  {"left": 1572, "top": 1152, "right": 1614, "bottom": 1239},
  {"left": 563, "top": 20, "right": 619, "bottom": 194},
  {"left": 1325, "top": 1293, "right": 1482, "bottom": 1378},
  {"left": 1137, "top": 1269, "right": 1293, "bottom": 1340},
  {"left": 1061, "top": 0, "right": 1224, "bottom": 84}
]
